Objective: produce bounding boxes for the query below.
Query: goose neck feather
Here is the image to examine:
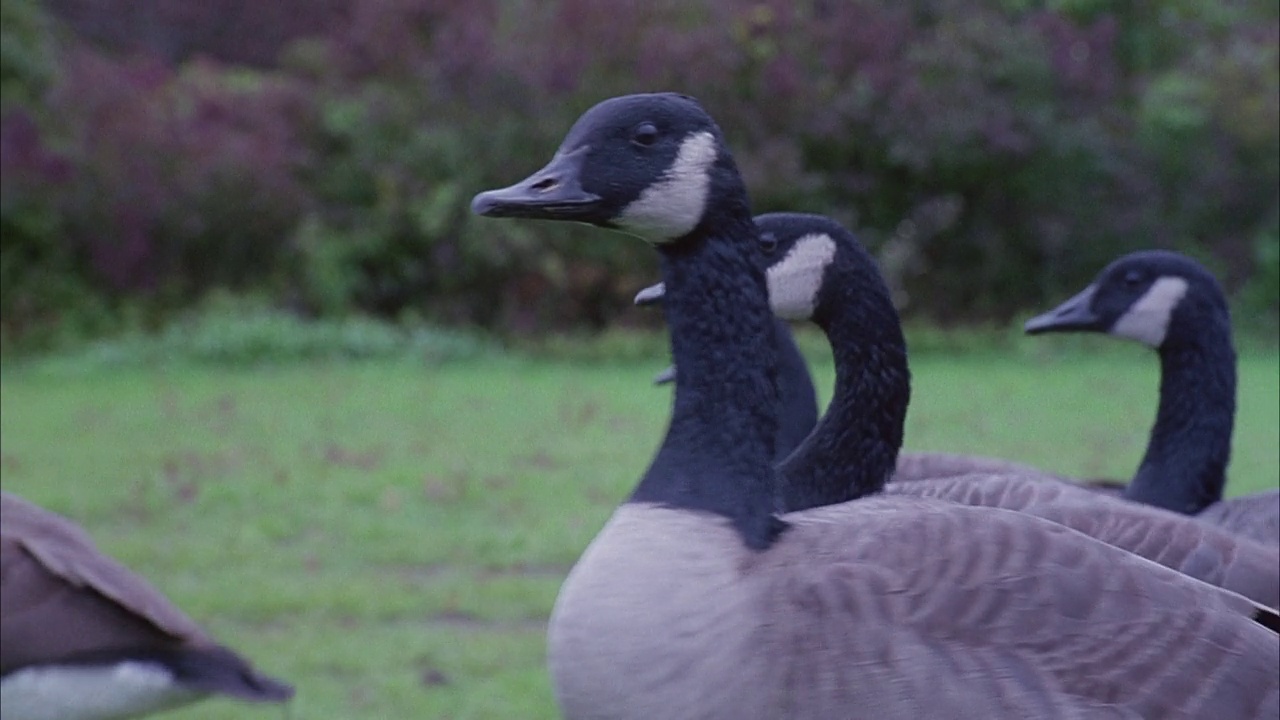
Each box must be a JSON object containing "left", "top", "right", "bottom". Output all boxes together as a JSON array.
[
  {"left": 772, "top": 219, "right": 910, "bottom": 511},
  {"left": 770, "top": 320, "right": 820, "bottom": 464},
  {"left": 1128, "top": 328, "right": 1236, "bottom": 514},
  {"left": 630, "top": 221, "right": 785, "bottom": 550}
]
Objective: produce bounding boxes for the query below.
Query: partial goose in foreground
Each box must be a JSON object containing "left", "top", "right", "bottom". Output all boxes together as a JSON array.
[
  {"left": 1, "top": 492, "right": 294, "bottom": 720},
  {"left": 1025, "top": 250, "right": 1279, "bottom": 544},
  {"left": 640, "top": 216, "right": 1279, "bottom": 607},
  {"left": 473, "top": 92, "right": 1280, "bottom": 719}
]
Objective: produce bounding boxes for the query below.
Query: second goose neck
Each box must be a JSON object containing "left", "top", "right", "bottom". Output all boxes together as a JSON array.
[
  {"left": 630, "top": 227, "right": 784, "bottom": 550},
  {"left": 776, "top": 295, "right": 910, "bottom": 511},
  {"left": 1126, "top": 333, "right": 1236, "bottom": 514}
]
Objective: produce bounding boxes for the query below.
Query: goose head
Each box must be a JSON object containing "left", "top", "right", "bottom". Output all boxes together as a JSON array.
[
  {"left": 1026, "top": 251, "right": 1239, "bottom": 515},
  {"left": 471, "top": 93, "right": 748, "bottom": 245},
  {"left": 1024, "top": 250, "right": 1230, "bottom": 351}
]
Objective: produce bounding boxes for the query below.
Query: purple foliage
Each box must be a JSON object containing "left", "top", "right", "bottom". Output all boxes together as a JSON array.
[
  {"left": 45, "top": 49, "right": 312, "bottom": 293},
  {"left": 3, "top": 0, "right": 1277, "bottom": 339},
  {"left": 0, "top": 110, "right": 72, "bottom": 206},
  {"left": 46, "top": 0, "right": 349, "bottom": 67}
]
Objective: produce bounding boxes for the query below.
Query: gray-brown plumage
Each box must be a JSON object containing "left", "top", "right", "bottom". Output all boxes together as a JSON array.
[
  {"left": 892, "top": 451, "right": 1066, "bottom": 483},
  {"left": 1196, "top": 489, "right": 1280, "bottom": 544},
  {"left": 555, "top": 502, "right": 1280, "bottom": 720},
  {"left": 472, "top": 95, "right": 1280, "bottom": 720},
  {"left": 1, "top": 491, "right": 293, "bottom": 720},
  {"left": 882, "top": 473, "right": 1280, "bottom": 607}
]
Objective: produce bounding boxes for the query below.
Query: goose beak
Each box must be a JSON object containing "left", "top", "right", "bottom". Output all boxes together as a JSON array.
[
  {"left": 1025, "top": 284, "right": 1103, "bottom": 334},
  {"left": 471, "top": 146, "right": 602, "bottom": 220},
  {"left": 652, "top": 365, "right": 677, "bottom": 385},
  {"left": 634, "top": 282, "right": 666, "bottom": 307}
]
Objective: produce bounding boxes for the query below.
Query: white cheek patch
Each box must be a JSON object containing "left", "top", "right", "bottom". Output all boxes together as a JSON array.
[
  {"left": 766, "top": 233, "right": 837, "bottom": 320},
  {"left": 0, "top": 662, "right": 198, "bottom": 720},
  {"left": 616, "top": 132, "right": 717, "bottom": 242},
  {"left": 1110, "top": 276, "right": 1190, "bottom": 347}
]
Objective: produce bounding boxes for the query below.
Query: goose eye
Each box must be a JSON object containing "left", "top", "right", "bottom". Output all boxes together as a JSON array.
[
  {"left": 760, "top": 233, "right": 779, "bottom": 255},
  {"left": 1123, "top": 270, "right": 1144, "bottom": 287},
  {"left": 631, "top": 122, "right": 659, "bottom": 147}
]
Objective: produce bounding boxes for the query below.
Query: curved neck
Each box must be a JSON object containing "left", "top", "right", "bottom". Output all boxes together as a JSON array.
[
  {"left": 1125, "top": 328, "right": 1236, "bottom": 514},
  {"left": 776, "top": 297, "right": 909, "bottom": 511},
  {"left": 630, "top": 224, "right": 785, "bottom": 550},
  {"left": 771, "top": 320, "right": 820, "bottom": 463}
]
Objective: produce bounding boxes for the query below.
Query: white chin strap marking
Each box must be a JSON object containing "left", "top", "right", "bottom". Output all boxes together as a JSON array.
[
  {"left": 1111, "top": 276, "right": 1189, "bottom": 347},
  {"left": 617, "top": 132, "right": 716, "bottom": 242},
  {"left": 767, "top": 233, "right": 837, "bottom": 320},
  {"left": 0, "top": 661, "right": 199, "bottom": 720}
]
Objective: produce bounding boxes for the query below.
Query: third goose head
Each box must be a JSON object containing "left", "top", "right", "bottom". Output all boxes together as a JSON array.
[{"left": 1026, "top": 250, "right": 1277, "bottom": 544}]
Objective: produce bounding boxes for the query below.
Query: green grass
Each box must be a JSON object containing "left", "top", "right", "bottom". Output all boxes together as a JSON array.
[{"left": 1, "top": 344, "right": 1277, "bottom": 719}]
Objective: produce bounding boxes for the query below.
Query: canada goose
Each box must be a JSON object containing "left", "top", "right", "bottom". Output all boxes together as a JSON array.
[
  {"left": 640, "top": 215, "right": 1279, "bottom": 607},
  {"left": 637, "top": 288, "right": 819, "bottom": 463},
  {"left": 0, "top": 492, "right": 294, "bottom": 720},
  {"left": 472, "top": 92, "right": 1279, "bottom": 719},
  {"left": 1024, "top": 250, "right": 1279, "bottom": 544}
]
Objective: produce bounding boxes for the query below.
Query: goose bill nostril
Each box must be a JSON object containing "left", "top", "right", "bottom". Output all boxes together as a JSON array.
[{"left": 531, "top": 177, "right": 560, "bottom": 193}]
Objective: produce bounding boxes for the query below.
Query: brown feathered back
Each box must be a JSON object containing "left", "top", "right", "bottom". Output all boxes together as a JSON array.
[
  {"left": 0, "top": 491, "right": 293, "bottom": 703},
  {"left": 1196, "top": 490, "right": 1280, "bottom": 545},
  {"left": 892, "top": 451, "right": 1067, "bottom": 484},
  {"left": 882, "top": 474, "right": 1280, "bottom": 608}
]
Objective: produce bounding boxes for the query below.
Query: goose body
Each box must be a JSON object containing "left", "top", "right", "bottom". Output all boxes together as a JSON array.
[
  {"left": 881, "top": 473, "right": 1279, "bottom": 607},
  {"left": 556, "top": 500, "right": 1278, "bottom": 720},
  {"left": 472, "top": 92, "right": 1280, "bottom": 720},
  {"left": 891, "top": 451, "right": 1068, "bottom": 483},
  {"left": 0, "top": 492, "right": 293, "bottom": 720}
]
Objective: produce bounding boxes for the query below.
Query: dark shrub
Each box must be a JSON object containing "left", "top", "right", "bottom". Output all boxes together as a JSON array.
[{"left": 2, "top": 0, "right": 1276, "bottom": 349}]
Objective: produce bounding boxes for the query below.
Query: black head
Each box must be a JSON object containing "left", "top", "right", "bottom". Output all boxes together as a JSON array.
[
  {"left": 1025, "top": 250, "right": 1230, "bottom": 350},
  {"left": 471, "top": 93, "right": 747, "bottom": 244},
  {"left": 754, "top": 213, "right": 900, "bottom": 330}
]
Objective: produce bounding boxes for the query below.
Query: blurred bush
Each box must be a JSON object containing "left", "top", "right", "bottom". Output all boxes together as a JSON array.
[{"left": 1, "top": 0, "right": 1277, "bottom": 353}]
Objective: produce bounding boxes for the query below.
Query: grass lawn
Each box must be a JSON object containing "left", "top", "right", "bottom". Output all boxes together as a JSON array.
[{"left": 1, "top": 343, "right": 1277, "bottom": 719}]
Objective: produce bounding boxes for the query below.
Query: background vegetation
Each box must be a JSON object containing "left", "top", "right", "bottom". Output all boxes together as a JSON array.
[{"left": 2, "top": 0, "right": 1277, "bottom": 353}]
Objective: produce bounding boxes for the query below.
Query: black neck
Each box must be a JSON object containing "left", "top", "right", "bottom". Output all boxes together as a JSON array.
[
  {"left": 1125, "top": 329, "right": 1236, "bottom": 514},
  {"left": 629, "top": 223, "right": 785, "bottom": 550},
  {"left": 771, "top": 320, "right": 820, "bottom": 463},
  {"left": 775, "top": 289, "right": 909, "bottom": 511}
]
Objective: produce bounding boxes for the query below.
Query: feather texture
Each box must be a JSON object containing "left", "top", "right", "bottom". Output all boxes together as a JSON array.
[{"left": 551, "top": 503, "right": 1280, "bottom": 720}]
